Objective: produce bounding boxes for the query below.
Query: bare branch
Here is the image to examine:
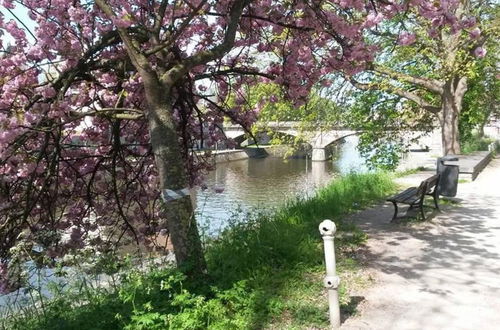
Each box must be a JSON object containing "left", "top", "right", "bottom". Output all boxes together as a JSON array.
[{"left": 194, "top": 68, "right": 274, "bottom": 80}]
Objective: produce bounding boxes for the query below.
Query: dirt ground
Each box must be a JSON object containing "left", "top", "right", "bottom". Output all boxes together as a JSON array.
[{"left": 340, "top": 157, "right": 500, "bottom": 330}]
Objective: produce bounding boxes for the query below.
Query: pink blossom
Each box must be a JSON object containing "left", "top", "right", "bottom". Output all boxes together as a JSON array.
[
  {"left": 40, "top": 87, "right": 57, "bottom": 99},
  {"left": 398, "top": 32, "right": 416, "bottom": 46},
  {"left": 214, "top": 186, "right": 225, "bottom": 193},
  {"left": 1, "top": 0, "right": 15, "bottom": 9},
  {"left": 474, "top": 47, "right": 487, "bottom": 58},
  {"left": 461, "top": 16, "right": 476, "bottom": 28},
  {"left": 364, "top": 12, "right": 384, "bottom": 28},
  {"left": 469, "top": 28, "right": 481, "bottom": 39}
]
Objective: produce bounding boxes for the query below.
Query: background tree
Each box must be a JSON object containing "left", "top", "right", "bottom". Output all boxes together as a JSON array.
[
  {"left": 347, "top": 0, "right": 498, "bottom": 155},
  {"left": 226, "top": 82, "right": 340, "bottom": 147},
  {"left": 460, "top": 25, "right": 500, "bottom": 142},
  {"left": 340, "top": 87, "right": 435, "bottom": 169}
]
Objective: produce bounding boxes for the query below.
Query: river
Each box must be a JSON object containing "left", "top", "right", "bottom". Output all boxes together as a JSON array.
[{"left": 195, "top": 136, "right": 367, "bottom": 235}]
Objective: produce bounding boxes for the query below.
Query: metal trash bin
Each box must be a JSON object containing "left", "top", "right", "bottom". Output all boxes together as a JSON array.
[{"left": 437, "top": 155, "right": 459, "bottom": 197}]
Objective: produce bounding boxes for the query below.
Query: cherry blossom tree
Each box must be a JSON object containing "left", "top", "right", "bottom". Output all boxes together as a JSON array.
[{"left": 1, "top": 0, "right": 398, "bottom": 288}]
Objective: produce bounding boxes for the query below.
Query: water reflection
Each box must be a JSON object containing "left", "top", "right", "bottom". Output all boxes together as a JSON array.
[{"left": 195, "top": 136, "right": 366, "bottom": 234}]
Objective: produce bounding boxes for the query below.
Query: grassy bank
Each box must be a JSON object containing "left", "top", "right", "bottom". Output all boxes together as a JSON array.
[
  {"left": 461, "top": 134, "right": 496, "bottom": 154},
  {"left": 2, "top": 172, "right": 395, "bottom": 330}
]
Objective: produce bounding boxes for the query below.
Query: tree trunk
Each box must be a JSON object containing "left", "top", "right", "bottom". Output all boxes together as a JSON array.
[
  {"left": 92, "top": 0, "right": 209, "bottom": 275},
  {"left": 440, "top": 99, "right": 460, "bottom": 155},
  {"left": 145, "top": 79, "right": 206, "bottom": 275},
  {"left": 440, "top": 77, "right": 466, "bottom": 155}
]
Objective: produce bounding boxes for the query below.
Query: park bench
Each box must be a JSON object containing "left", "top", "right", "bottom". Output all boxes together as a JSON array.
[{"left": 387, "top": 174, "right": 440, "bottom": 221}]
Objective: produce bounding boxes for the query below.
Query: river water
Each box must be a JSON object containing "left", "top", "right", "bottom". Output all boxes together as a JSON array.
[{"left": 195, "top": 136, "right": 367, "bottom": 235}]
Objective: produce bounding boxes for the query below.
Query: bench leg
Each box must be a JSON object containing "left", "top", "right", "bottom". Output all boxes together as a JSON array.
[
  {"left": 420, "top": 204, "right": 426, "bottom": 220},
  {"left": 433, "top": 195, "right": 440, "bottom": 211},
  {"left": 391, "top": 202, "right": 398, "bottom": 221}
]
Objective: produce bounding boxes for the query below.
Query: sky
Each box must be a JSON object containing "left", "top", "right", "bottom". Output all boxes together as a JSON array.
[{"left": 0, "top": 4, "right": 37, "bottom": 45}]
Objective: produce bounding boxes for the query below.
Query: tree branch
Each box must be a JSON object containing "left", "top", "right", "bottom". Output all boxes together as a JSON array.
[
  {"left": 146, "top": 0, "right": 209, "bottom": 57},
  {"left": 455, "top": 76, "right": 468, "bottom": 100},
  {"left": 349, "top": 77, "right": 441, "bottom": 114},
  {"left": 69, "top": 108, "right": 144, "bottom": 121},
  {"left": 161, "top": 0, "right": 251, "bottom": 85},
  {"left": 371, "top": 65, "right": 444, "bottom": 94},
  {"left": 194, "top": 68, "right": 274, "bottom": 80},
  {"left": 94, "top": 0, "right": 152, "bottom": 75}
]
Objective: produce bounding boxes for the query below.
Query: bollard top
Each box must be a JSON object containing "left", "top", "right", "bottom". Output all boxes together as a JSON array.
[{"left": 319, "top": 220, "right": 336, "bottom": 237}]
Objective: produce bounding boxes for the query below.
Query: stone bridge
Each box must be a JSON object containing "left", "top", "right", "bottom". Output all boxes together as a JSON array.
[{"left": 223, "top": 121, "right": 358, "bottom": 161}]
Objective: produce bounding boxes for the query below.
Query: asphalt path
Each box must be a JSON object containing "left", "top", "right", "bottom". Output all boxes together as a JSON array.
[{"left": 341, "top": 157, "right": 500, "bottom": 330}]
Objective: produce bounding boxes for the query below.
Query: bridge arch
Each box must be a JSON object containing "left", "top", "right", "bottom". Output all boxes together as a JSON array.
[
  {"left": 227, "top": 130, "right": 311, "bottom": 148},
  {"left": 313, "top": 131, "right": 359, "bottom": 149}
]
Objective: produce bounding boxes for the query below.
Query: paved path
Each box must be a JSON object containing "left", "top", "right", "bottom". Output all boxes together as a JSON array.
[{"left": 342, "top": 157, "right": 500, "bottom": 330}]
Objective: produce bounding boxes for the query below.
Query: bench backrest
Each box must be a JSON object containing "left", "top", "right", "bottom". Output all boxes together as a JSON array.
[{"left": 416, "top": 174, "right": 440, "bottom": 197}]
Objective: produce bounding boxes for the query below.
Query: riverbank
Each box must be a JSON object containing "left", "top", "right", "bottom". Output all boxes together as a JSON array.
[
  {"left": 210, "top": 145, "right": 310, "bottom": 163},
  {"left": 1, "top": 172, "right": 395, "bottom": 330}
]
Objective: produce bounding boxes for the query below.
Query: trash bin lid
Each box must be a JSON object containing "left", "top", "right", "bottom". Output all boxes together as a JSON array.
[{"left": 441, "top": 155, "right": 459, "bottom": 161}]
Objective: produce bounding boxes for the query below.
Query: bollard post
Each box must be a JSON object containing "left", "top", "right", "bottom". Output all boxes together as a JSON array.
[{"left": 319, "top": 219, "right": 341, "bottom": 329}]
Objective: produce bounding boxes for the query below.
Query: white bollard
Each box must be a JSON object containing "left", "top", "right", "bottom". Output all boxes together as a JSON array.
[{"left": 319, "top": 220, "right": 341, "bottom": 329}]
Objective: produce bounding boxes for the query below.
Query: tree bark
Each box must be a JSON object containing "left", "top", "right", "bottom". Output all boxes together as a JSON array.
[
  {"left": 440, "top": 77, "right": 467, "bottom": 155},
  {"left": 440, "top": 98, "right": 461, "bottom": 155},
  {"left": 145, "top": 77, "right": 206, "bottom": 274}
]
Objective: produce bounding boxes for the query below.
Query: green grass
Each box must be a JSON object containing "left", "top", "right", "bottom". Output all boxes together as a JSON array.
[
  {"left": 461, "top": 134, "right": 495, "bottom": 154},
  {"left": 439, "top": 197, "right": 462, "bottom": 206},
  {"left": 394, "top": 166, "right": 429, "bottom": 178},
  {"left": 2, "top": 172, "right": 396, "bottom": 330}
]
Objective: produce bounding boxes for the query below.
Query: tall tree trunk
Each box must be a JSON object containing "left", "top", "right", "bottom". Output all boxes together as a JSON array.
[
  {"left": 440, "top": 96, "right": 461, "bottom": 155},
  {"left": 145, "top": 80, "right": 206, "bottom": 274},
  {"left": 93, "top": 0, "right": 209, "bottom": 275},
  {"left": 440, "top": 77, "right": 467, "bottom": 155}
]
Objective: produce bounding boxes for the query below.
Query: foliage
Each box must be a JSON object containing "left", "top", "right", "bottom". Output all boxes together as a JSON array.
[
  {"left": 461, "top": 134, "right": 494, "bottom": 154},
  {"left": 460, "top": 14, "right": 500, "bottom": 143},
  {"left": 226, "top": 82, "right": 341, "bottom": 149},
  {"left": 2, "top": 172, "right": 395, "bottom": 330},
  {"left": 341, "top": 89, "right": 434, "bottom": 170},
  {"left": 245, "top": 83, "right": 341, "bottom": 124}
]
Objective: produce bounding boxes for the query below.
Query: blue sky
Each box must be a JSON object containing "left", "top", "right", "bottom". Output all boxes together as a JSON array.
[{"left": 1, "top": 4, "right": 37, "bottom": 44}]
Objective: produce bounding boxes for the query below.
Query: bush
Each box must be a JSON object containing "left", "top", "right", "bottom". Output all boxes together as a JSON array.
[{"left": 461, "top": 134, "right": 494, "bottom": 154}]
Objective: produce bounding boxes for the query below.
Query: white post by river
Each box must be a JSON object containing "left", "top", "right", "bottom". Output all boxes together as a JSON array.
[{"left": 319, "top": 219, "right": 341, "bottom": 329}]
